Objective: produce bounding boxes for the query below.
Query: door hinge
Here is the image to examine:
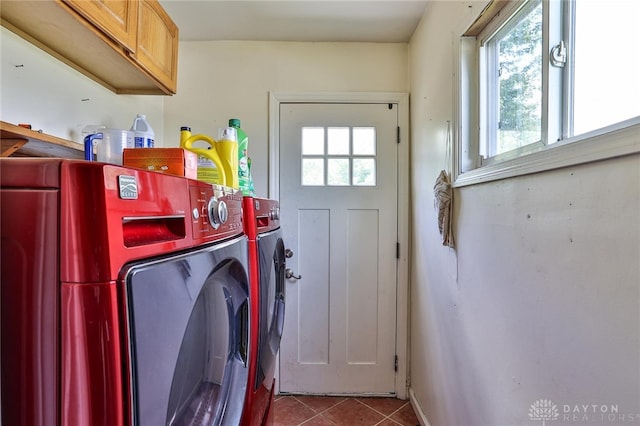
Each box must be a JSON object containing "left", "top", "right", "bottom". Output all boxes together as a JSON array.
[
  {"left": 396, "top": 126, "right": 400, "bottom": 144},
  {"left": 396, "top": 242, "right": 400, "bottom": 259},
  {"left": 394, "top": 355, "right": 398, "bottom": 372}
]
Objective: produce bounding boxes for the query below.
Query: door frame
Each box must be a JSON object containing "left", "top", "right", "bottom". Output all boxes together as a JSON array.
[{"left": 268, "top": 92, "right": 410, "bottom": 399}]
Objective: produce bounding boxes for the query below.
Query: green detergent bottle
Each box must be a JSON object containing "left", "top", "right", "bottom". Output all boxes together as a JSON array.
[
  {"left": 229, "top": 118, "right": 252, "bottom": 195},
  {"left": 247, "top": 157, "right": 255, "bottom": 196}
]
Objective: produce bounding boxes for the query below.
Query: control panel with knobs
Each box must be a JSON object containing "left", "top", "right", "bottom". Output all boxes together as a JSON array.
[
  {"left": 188, "top": 182, "right": 242, "bottom": 240},
  {"left": 207, "top": 197, "right": 228, "bottom": 229},
  {"left": 269, "top": 206, "right": 280, "bottom": 221}
]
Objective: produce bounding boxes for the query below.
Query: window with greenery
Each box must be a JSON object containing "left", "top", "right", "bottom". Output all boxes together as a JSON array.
[
  {"left": 459, "top": 0, "right": 640, "bottom": 177},
  {"left": 482, "top": 0, "right": 542, "bottom": 158}
]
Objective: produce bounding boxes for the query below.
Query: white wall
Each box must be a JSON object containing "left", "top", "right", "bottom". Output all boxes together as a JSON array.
[
  {"left": 0, "top": 27, "right": 164, "bottom": 145},
  {"left": 163, "top": 40, "right": 408, "bottom": 197},
  {"left": 409, "top": 2, "right": 640, "bottom": 425}
]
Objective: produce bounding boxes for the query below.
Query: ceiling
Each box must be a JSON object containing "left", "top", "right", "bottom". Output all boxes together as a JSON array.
[{"left": 159, "top": 1, "right": 429, "bottom": 43}]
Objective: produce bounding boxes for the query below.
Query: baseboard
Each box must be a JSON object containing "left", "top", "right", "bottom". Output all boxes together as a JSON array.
[{"left": 409, "top": 388, "right": 431, "bottom": 426}]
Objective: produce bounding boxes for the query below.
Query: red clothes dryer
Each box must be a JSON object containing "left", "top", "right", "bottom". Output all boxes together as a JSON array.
[
  {"left": 1, "top": 158, "right": 250, "bottom": 426},
  {"left": 241, "top": 197, "right": 288, "bottom": 426}
]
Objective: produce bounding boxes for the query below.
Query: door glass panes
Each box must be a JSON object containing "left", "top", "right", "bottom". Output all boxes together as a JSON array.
[
  {"left": 327, "top": 128, "right": 349, "bottom": 155},
  {"left": 353, "top": 127, "right": 376, "bottom": 155},
  {"left": 493, "top": 1, "right": 542, "bottom": 155},
  {"left": 301, "top": 126, "right": 377, "bottom": 186},
  {"left": 302, "top": 158, "right": 324, "bottom": 186},
  {"left": 353, "top": 158, "right": 376, "bottom": 186},
  {"left": 327, "top": 158, "right": 349, "bottom": 185},
  {"left": 572, "top": 1, "right": 640, "bottom": 135},
  {"left": 302, "top": 128, "right": 324, "bottom": 155}
]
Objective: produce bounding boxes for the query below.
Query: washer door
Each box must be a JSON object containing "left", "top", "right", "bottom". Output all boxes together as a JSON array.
[
  {"left": 255, "top": 229, "right": 286, "bottom": 390},
  {"left": 124, "top": 237, "right": 249, "bottom": 426}
]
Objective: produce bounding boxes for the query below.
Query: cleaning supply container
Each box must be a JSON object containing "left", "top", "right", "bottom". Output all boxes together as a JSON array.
[
  {"left": 217, "top": 126, "right": 239, "bottom": 189},
  {"left": 83, "top": 128, "right": 132, "bottom": 165},
  {"left": 229, "top": 119, "right": 251, "bottom": 194},
  {"left": 247, "top": 157, "right": 255, "bottom": 196},
  {"left": 180, "top": 128, "right": 227, "bottom": 186},
  {"left": 130, "top": 114, "right": 155, "bottom": 148},
  {"left": 180, "top": 126, "right": 192, "bottom": 146}
]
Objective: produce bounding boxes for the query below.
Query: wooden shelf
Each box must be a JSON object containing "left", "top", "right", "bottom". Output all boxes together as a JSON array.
[{"left": 1, "top": 121, "right": 84, "bottom": 159}]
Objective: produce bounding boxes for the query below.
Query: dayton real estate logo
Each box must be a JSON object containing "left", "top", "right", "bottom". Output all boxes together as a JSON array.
[{"left": 529, "top": 399, "right": 560, "bottom": 426}]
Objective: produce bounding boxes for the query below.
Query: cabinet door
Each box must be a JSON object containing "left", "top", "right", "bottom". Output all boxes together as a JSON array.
[
  {"left": 131, "top": 0, "right": 178, "bottom": 93},
  {"left": 63, "top": 0, "right": 138, "bottom": 52}
]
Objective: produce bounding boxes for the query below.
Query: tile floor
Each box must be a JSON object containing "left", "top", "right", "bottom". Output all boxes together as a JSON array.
[{"left": 273, "top": 395, "right": 420, "bottom": 426}]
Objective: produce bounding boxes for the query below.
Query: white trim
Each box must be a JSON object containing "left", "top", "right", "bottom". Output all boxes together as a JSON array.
[
  {"left": 269, "top": 91, "right": 410, "bottom": 399},
  {"left": 454, "top": 119, "right": 640, "bottom": 187},
  {"left": 409, "top": 388, "right": 432, "bottom": 426},
  {"left": 456, "top": 36, "right": 480, "bottom": 176}
]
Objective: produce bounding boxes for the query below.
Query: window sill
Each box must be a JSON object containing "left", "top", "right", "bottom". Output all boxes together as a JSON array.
[{"left": 454, "top": 119, "right": 640, "bottom": 187}]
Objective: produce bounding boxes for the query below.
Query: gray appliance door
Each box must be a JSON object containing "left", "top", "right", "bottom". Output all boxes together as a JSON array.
[
  {"left": 123, "top": 236, "right": 249, "bottom": 426},
  {"left": 255, "top": 229, "right": 286, "bottom": 390}
]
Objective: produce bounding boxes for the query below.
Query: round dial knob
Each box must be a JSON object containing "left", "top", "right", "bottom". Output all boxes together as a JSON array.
[
  {"left": 269, "top": 207, "right": 280, "bottom": 221},
  {"left": 207, "top": 197, "right": 228, "bottom": 229}
]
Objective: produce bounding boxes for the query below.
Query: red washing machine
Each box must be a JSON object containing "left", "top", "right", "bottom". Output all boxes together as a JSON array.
[
  {"left": 1, "top": 158, "right": 251, "bottom": 426},
  {"left": 241, "top": 197, "right": 288, "bottom": 426}
]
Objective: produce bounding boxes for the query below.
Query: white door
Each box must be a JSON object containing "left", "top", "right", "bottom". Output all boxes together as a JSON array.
[{"left": 279, "top": 102, "right": 399, "bottom": 395}]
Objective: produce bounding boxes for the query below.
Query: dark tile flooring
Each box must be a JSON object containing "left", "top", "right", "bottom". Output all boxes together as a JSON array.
[{"left": 273, "top": 395, "right": 420, "bottom": 426}]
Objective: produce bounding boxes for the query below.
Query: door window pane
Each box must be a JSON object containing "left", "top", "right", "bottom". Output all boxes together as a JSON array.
[
  {"left": 353, "top": 128, "right": 376, "bottom": 155},
  {"left": 353, "top": 158, "right": 376, "bottom": 186},
  {"left": 573, "top": 1, "right": 640, "bottom": 135},
  {"left": 302, "top": 128, "right": 324, "bottom": 155},
  {"left": 327, "top": 158, "right": 349, "bottom": 186},
  {"left": 301, "top": 126, "right": 377, "bottom": 186},
  {"left": 327, "top": 128, "right": 350, "bottom": 155},
  {"left": 302, "top": 158, "right": 324, "bottom": 186}
]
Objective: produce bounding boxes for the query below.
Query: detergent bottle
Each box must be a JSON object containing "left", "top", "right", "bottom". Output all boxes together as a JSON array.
[
  {"left": 247, "top": 157, "right": 256, "bottom": 196},
  {"left": 217, "top": 126, "right": 239, "bottom": 189},
  {"left": 130, "top": 114, "right": 155, "bottom": 147},
  {"left": 228, "top": 119, "right": 251, "bottom": 194},
  {"left": 180, "top": 126, "right": 192, "bottom": 145},
  {"left": 180, "top": 128, "right": 227, "bottom": 186}
]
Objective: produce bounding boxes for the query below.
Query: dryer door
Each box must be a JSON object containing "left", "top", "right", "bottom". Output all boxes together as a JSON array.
[
  {"left": 255, "top": 229, "right": 286, "bottom": 390},
  {"left": 123, "top": 237, "right": 249, "bottom": 426}
]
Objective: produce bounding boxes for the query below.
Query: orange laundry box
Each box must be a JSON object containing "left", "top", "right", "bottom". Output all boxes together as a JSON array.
[{"left": 123, "top": 148, "right": 198, "bottom": 179}]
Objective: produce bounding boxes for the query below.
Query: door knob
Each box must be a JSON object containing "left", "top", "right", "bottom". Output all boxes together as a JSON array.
[{"left": 285, "top": 268, "right": 301, "bottom": 280}]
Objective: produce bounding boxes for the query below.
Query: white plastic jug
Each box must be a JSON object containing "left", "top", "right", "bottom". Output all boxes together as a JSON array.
[
  {"left": 84, "top": 129, "right": 133, "bottom": 165},
  {"left": 130, "top": 114, "right": 155, "bottom": 148}
]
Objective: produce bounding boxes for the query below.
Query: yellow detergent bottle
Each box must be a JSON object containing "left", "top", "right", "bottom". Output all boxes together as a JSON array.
[
  {"left": 180, "top": 126, "right": 192, "bottom": 145},
  {"left": 216, "top": 127, "right": 239, "bottom": 189},
  {"left": 180, "top": 127, "right": 227, "bottom": 187}
]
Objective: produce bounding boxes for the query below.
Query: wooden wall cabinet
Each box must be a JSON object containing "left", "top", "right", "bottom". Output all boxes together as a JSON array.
[
  {"left": 1, "top": 0, "right": 178, "bottom": 95},
  {"left": 63, "top": 0, "right": 139, "bottom": 53},
  {"left": 131, "top": 0, "right": 179, "bottom": 93}
]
